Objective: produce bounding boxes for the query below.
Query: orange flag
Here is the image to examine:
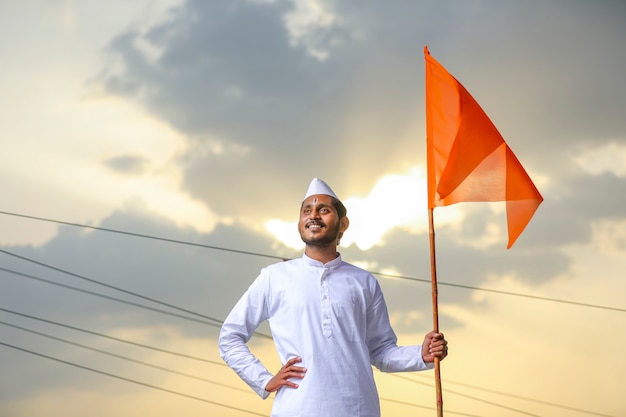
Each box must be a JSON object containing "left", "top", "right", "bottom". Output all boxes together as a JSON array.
[{"left": 424, "top": 46, "right": 543, "bottom": 248}]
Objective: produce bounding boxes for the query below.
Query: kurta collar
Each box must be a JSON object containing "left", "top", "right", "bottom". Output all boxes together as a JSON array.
[{"left": 302, "top": 252, "right": 343, "bottom": 269}]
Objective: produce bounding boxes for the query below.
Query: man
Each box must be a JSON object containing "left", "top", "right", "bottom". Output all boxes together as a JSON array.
[{"left": 219, "top": 178, "right": 448, "bottom": 417}]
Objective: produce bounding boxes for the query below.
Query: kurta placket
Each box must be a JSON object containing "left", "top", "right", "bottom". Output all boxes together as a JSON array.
[{"left": 319, "top": 267, "right": 332, "bottom": 338}]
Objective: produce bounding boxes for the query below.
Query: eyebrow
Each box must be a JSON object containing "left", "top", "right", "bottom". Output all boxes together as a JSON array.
[{"left": 302, "top": 202, "right": 333, "bottom": 210}]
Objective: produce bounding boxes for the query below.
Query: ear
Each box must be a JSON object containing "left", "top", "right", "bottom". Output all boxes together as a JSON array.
[{"left": 339, "top": 216, "right": 350, "bottom": 233}]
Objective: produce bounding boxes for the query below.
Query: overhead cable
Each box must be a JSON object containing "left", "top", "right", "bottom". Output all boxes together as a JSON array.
[
  {"left": 0, "top": 320, "right": 251, "bottom": 394},
  {"left": 0, "top": 252, "right": 273, "bottom": 339},
  {"left": 1, "top": 210, "right": 623, "bottom": 313},
  {"left": 0, "top": 341, "right": 267, "bottom": 417},
  {"left": 0, "top": 307, "right": 224, "bottom": 364},
  {"left": 402, "top": 373, "right": 616, "bottom": 417}
]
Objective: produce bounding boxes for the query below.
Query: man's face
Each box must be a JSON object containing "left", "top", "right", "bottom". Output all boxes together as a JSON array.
[{"left": 298, "top": 194, "right": 347, "bottom": 248}]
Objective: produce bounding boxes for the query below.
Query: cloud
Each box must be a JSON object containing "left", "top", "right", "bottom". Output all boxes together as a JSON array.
[
  {"left": 96, "top": 0, "right": 626, "bottom": 240},
  {"left": 96, "top": 0, "right": 436, "bottom": 219},
  {"left": 266, "top": 168, "right": 447, "bottom": 250},
  {"left": 103, "top": 154, "right": 150, "bottom": 174},
  {"left": 3, "top": 1, "right": 626, "bottom": 415},
  {"left": 574, "top": 141, "right": 626, "bottom": 178}
]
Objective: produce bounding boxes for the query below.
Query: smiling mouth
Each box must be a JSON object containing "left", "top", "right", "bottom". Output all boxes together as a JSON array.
[{"left": 307, "top": 222, "right": 325, "bottom": 230}]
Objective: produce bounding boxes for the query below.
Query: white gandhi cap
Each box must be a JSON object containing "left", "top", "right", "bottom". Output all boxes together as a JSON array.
[{"left": 303, "top": 178, "right": 339, "bottom": 201}]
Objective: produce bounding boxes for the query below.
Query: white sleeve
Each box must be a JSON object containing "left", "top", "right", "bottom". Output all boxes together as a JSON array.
[
  {"left": 218, "top": 273, "right": 274, "bottom": 398},
  {"left": 367, "top": 281, "right": 433, "bottom": 372}
]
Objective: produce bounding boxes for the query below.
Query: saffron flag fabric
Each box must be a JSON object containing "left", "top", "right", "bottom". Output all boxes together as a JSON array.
[{"left": 424, "top": 46, "right": 543, "bottom": 248}]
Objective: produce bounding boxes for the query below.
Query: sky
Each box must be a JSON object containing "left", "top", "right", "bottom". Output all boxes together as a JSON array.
[{"left": 1, "top": 0, "right": 625, "bottom": 416}]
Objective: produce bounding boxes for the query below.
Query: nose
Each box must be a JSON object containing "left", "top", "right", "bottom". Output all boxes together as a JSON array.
[
  {"left": 310, "top": 208, "right": 321, "bottom": 219},
  {"left": 304, "top": 206, "right": 323, "bottom": 220}
]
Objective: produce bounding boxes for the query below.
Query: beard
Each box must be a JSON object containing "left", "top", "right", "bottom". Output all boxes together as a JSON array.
[{"left": 300, "top": 222, "right": 341, "bottom": 248}]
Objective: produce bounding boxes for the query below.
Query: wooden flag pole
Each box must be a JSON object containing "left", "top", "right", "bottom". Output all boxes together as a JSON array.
[{"left": 428, "top": 207, "right": 444, "bottom": 417}]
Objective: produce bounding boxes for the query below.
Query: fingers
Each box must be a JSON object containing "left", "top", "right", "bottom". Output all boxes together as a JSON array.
[
  {"left": 284, "top": 356, "right": 303, "bottom": 368},
  {"left": 282, "top": 357, "right": 307, "bottom": 382},
  {"left": 265, "top": 357, "right": 307, "bottom": 392},
  {"left": 429, "top": 334, "right": 448, "bottom": 359},
  {"left": 423, "top": 331, "right": 448, "bottom": 361}
]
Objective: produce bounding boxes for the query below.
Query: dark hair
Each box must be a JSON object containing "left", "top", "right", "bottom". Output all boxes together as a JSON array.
[{"left": 332, "top": 197, "right": 347, "bottom": 219}]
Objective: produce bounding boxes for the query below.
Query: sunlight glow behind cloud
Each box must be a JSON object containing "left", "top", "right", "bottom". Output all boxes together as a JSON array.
[
  {"left": 265, "top": 168, "right": 463, "bottom": 250},
  {"left": 3, "top": 2, "right": 626, "bottom": 416}
]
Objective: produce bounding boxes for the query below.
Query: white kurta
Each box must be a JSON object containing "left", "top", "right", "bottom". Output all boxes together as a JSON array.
[{"left": 218, "top": 254, "right": 432, "bottom": 417}]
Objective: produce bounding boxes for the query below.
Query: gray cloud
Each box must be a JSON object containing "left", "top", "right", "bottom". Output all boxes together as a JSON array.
[
  {"left": 98, "top": 0, "right": 626, "bottom": 233},
  {"left": 0, "top": 205, "right": 291, "bottom": 399},
  {"left": 75, "top": 0, "right": 626, "bottom": 335},
  {"left": 0, "top": 204, "right": 565, "bottom": 372},
  {"left": 344, "top": 221, "right": 571, "bottom": 331},
  {"left": 103, "top": 155, "right": 150, "bottom": 175},
  {"left": 1, "top": 169, "right": 617, "bottom": 401},
  {"left": 83, "top": 0, "right": 626, "bottom": 337},
  {"left": 97, "top": 0, "right": 442, "bottom": 217},
  {"left": 3, "top": 1, "right": 626, "bottom": 414}
]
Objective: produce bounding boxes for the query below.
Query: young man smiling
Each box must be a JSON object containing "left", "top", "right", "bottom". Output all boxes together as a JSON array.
[
  {"left": 219, "top": 178, "right": 448, "bottom": 417},
  {"left": 298, "top": 190, "right": 349, "bottom": 262}
]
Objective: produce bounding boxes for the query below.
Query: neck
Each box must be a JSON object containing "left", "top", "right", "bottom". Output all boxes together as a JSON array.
[{"left": 304, "top": 245, "right": 339, "bottom": 264}]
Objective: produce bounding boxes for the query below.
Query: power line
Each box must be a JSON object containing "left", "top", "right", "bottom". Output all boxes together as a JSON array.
[
  {"left": 0, "top": 307, "right": 224, "bottom": 365},
  {"left": 0, "top": 308, "right": 567, "bottom": 417},
  {"left": 0, "top": 317, "right": 494, "bottom": 417},
  {"left": 0, "top": 320, "right": 253, "bottom": 395},
  {"left": 390, "top": 374, "right": 542, "bottom": 417},
  {"left": 0, "top": 266, "right": 223, "bottom": 329},
  {"left": 2, "top": 212, "right": 621, "bottom": 417},
  {"left": 0, "top": 341, "right": 267, "bottom": 417},
  {"left": 0, "top": 251, "right": 273, "bottom": 339},
  {"left": 0, "top": 306, "right": 533, "bottom": 417},
  {"left": 404, "top": 373, "right": 616, "bottom": 417},
  {"left": 1, "top": 210, "right": 623, "bottom": 313},
  {"left": 378, "top": 395, "right": 485, "bottom": 417},
  {"left": 1, "top": 211, "right": 621, "bottom": 415},
  {"left": 0, "top": 307, "right": 520, "bottom": 417},
  {"left": 0, "top": 308, "right": 511, "bottom": 417},
  {"left": 0, "top": 248, "right": 223, "bottom": 321},
  {"left": 0, "top": 210, "right": 285, "bottom": 261},
  {"left": 374, "top": 271, "right": 626, "bottom": 313},
  {"left": 0, "top": 320, "right": 479, "bottom": 416},
  {"left": 0, "top": 313, "right": 478, "bottom": 416},
  {"left": 15, "top": 244, "right": 610, "bottom": 413},
  {"left": 0, "top": 265, "right": 271, "bottom": 339}
]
